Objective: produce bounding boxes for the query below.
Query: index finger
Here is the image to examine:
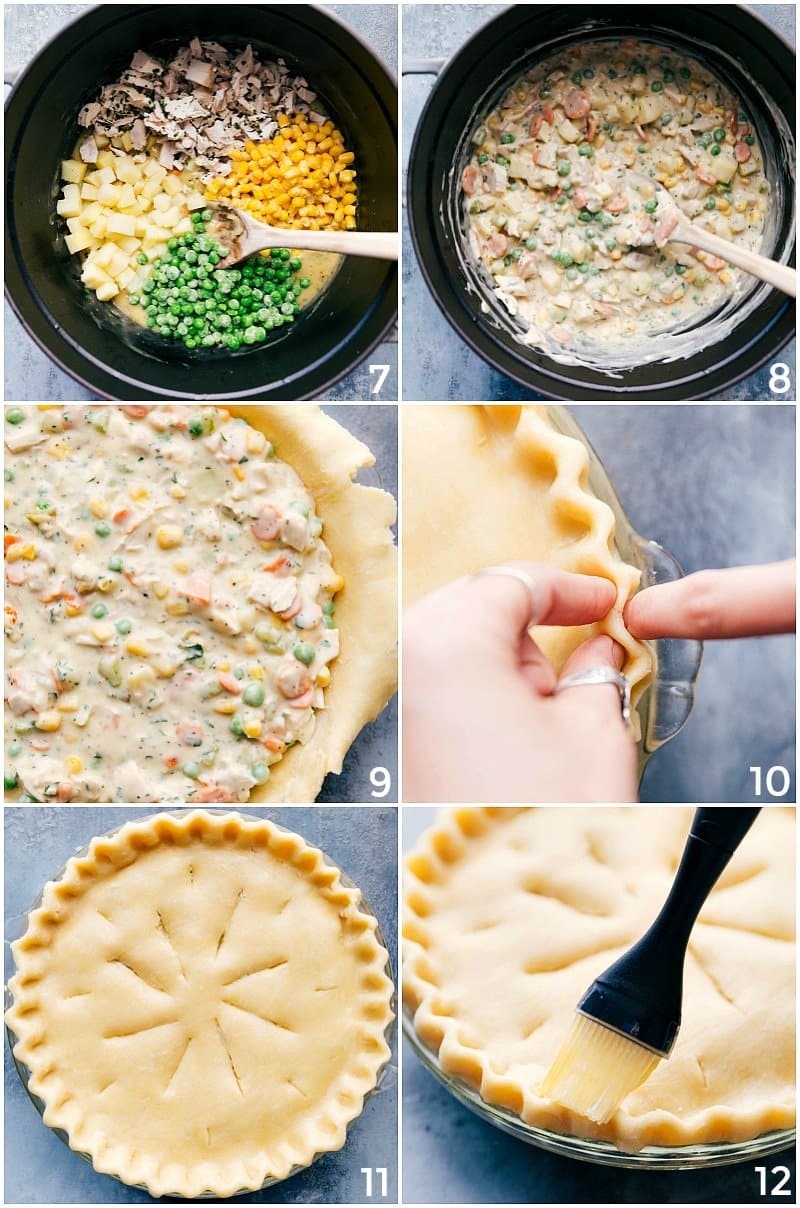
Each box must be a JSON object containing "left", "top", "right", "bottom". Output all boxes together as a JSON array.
[
  {"left": 625, "top": 561, "right": 796, "bottom": 640},
  {"left": 466, "top": 561, "right": 618, "bottom": 635}
]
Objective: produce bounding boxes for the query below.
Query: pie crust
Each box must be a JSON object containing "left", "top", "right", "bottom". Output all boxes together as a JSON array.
[
  {"left": 402, "top": 404, "right": 652, "bottom": 716},
  {"left": 7, "top": 810, "right": 395, "bottom": 1198},
  {"left": 404, "top": 807, "right": 795, "bottom": 1151},
  {"left": 229, "top": 406, "right": 397, "bottom": 802}
]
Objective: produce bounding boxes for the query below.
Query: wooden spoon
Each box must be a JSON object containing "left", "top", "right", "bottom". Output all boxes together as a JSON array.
[
  {"left": 635, "top": 181, "right": 795, "bottom": 298},
  {"left": 207, "top": 203, "right": 398, "bottom": 268}
]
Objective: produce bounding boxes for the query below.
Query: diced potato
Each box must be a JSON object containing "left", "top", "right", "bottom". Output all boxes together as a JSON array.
[
  {"left": 637, "top": 94, "right": 664, "bottom": 125},
  {"left": 80, "top": 182, "right": 99, "bottom": 201},
  {"left": 96, "top": 280, "right": 119, "bottom": 301},
  {"left": 705, "top": 146, "right": 737, "bottom": 183},
  {"left": 134, "top": 217, "right": 149, "bottom": 237},
  {"left": 89, "top": 216, "right": 108, "bottom": 239},
  {"left": 162, "top": 175, "right": 183, "bottom": 197},
  {"left": 96, "top": 166, "right": 116, "bottom": 187},
  {"left": 117, "top": 266, "right": 136, "bottom": 290},
  {"left": 65, "top": 228, "right": 93, "bottom": 255},
  {"left": 119, "top": 132, "right": 134, "bottom": 152},
  {"left": 174, "top": 217, "right": 192, "bottom": 235},
  {"left": 94, "top": 133, "right": 110, "bottom": 149},
  {"left": 617, "top": 95, "right": 638, "bottom": 124},
  {"left": 114, "top": 157, "right": 137, "bottom": 184},
  {"left": 96, "top": 149, "right": 116, "bottom": 171},
  {"left": 141, "top": 178, "right": 162, "bottom": 200},
  {"left": 97, "top": 182, "right": 122, "bottom": 207},
  {"left": 94, "top": 242, "right": 117, "bottom": 269},
  {"left": 152, "top": 193, "right": 171, "bottom": 212},
  {"left": 82, "top": 261, "right": 112, "bottom": 289},
  {"left": 85, "top": 169, "right": 103, "bottom": 186},
  {"left": 148, "top": 243, "right": 168, "bottom": 262},
  {"left": 62, "top": 159, "right": 87, "bottom": 184},
  {"left": 186, "top": 192, "right": 207, "bottom": 211},
  {"left": 66, "top": 216, "right": 85, "bottom": 234},
  {"left": 56, "top": 184, "right": 82, "bottom": 218},
  {"left": 117, "top": 183, "right": 137, "bottom": 209},
  {"left": 144, "top": 161, "right": 167, "bottom": 183},
  {"left": 117, "top": 235, "right": 140, "bottom": 255},
  {"left": 81, "top": 201, "right": 102, "bottom": 224},
  {"left": 161, "top": 206, "right": 182, "bottom": 228},
  {"left": 107, "top": 249, "right": 130, "bottom": 279},
  {"left": 106, "top": 212, "right": 136, "bottom": 237},
  {"left": 557, "top": 118, "right": 581, "bottom": 144}
]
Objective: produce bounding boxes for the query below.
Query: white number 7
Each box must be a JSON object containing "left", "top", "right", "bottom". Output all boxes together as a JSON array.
[{"left": 368, "top": 363, "right": 390, "bottom": 395}]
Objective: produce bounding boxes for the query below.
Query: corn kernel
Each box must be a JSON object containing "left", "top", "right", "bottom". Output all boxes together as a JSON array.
[
  {"left": 243, "top": 637, "right": 260, "bottom": 655},
  {"left": 214, "top": 698, "right": 237, "bottom": 714},
  {"left": 91, "top": 622, "right": 114, "bottom": 643},
  {"left": 247, "top": 664, "right": 264, "bottom": 679},
  {"left": 36, "top": 710, "right": 62, "bottom": 732},
  {"left": 90, "top": 499, "right": 109, "bottom": 519},
  {"left": 154, "top": 660, "right": 178, "bottom": 679},
  {"left": 73, "top": 532, "right": 92, "bottom": 552},
  {"left": 749, "top": 209, "right": 759, "bottom": 223},
  {"left": 170, "top": 484, "right": 187, "bottom": 500},
  {"left": 152, "top": 581, "right": 170, "bottom": 600},
  {"left": 166, "top": 600, "right": 189, "bottom": 617},
  {"left": 244, "top": 719, "right": 262, "bottom": 739},
  {"left": 21, "top": 544, "right": 37, "bottom": 561},
  {"left": 232, "top": 465, "right": 246, "bottom": 482},
  {"left": 37, "top": 404, "right": 60, "bottom": 410},
  {"left": 246, "top": 429, "right": 267, "bottom": 454},
  {"left": 47, "top": 439, "right": 69, "bottom": 460},
  {"left": 66, "top": 603, "right": 82, "bottom": 617},
  {"left": 218, "top": 661, "right": 231, "bottom": 672},
  {"left": 734, "top": 199, "right": 747, "bottom": 213},
  {"left": 328, "top": 574, "right": 345, "bottom": 592},
  {"left": 316, "top": 666, "right": 331, "bottom": 687},
  {"left": 129, "top": 486, "right": 149, "bottom": 501},
  {"left": 157, "top": 525, "right": 183, "bottom": 549},
  {"left": 66, "top": 756, "right": 83, "bottom": 775},
  {"left": 127, "top": 666, "right": 156, "bottom": 691},
  {"left": 126, "top": 637, "right": 151, "bottom": 657},
  {"left": 173, "top": 559, "right": 190, "bottom": 574},
  {"left": 5, "top": 543, "right": 25, "bottom": 563},
  {"left": 719, "top": 270, "right": 732, "bottom": 285}
]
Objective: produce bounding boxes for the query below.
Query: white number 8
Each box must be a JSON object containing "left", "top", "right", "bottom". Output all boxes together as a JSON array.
[
  {"left": 370, "top": 767, "right": 391, "bottom": 798},
  {"left": 768, "top": 363, "right": 791, "bottom": 395}
]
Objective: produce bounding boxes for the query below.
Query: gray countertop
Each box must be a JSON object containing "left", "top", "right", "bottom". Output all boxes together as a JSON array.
[
  {"left": 4, "top": 4, "right": 397, "bottom": 402},
  {"left": 401, "top": 807, "right": 796, "bottom": 1205},
  {"left": 401, "top": 3, "right": 796, "bottom": 401},
  {"left": 4, "top": 805, "right": 398, "bottom": 1204},
  {"left": 571, "top": 404, "right": 795, "bottom": 803}
]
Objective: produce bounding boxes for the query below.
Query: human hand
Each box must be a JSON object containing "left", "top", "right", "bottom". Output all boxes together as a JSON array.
[
  {"left": 626, "top": 559, "right": 796, "bottom": 640},
  {"left": 403, "top": 562, "right": 639, "bottom": 804}
]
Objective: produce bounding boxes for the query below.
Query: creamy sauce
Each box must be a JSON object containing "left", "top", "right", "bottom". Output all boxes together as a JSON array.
[
  {"left": 462, "top": 40, "right": 768, "bottom": 353},
  {"left": 4, "top": 405, "right": 342, "bottom": 803}
]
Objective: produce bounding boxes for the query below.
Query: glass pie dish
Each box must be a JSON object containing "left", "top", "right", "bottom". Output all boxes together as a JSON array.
[
  {"left": 547, "top": 405, "right": 703, "bottom": 766},
  {"left": 5, "top": 810, "right": 397, "bottom": 1198},
  {"left": 402, "top": 1005, "right": 795, "bottom": 1171}
]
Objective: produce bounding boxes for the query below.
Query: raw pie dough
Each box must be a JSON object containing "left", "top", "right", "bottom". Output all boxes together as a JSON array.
[
  {"left": 405, "top": 807, "right": 795, "bottom": 1151},
  {"left": 403, "top": 404, "right": 652, "bottom": 713},
  {"left": 6, "top": 811, "right": 394, "bottom": 1198}
]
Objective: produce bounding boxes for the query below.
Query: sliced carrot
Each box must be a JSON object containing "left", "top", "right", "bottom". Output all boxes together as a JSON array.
[
  {"left": 263, "top": 736, "right": 285, "bottom": 753},
  {"left": 57, "top": 782, "right": 74, "bottom": 802},
  {"left": 181, "top": 575, "right": 212, "bottom": 605},
  {"left": 113, "top": 508, "right": 133, "bottom": 526},
  {"left": 121, "top": 406, "right": 149, "bottom": 418},
  {"left": 5, "top": 605, "right": 19, "bottom": 626},
  {"left": 4, "top": 534, "right": 21, "bottom": 554},
  {"left": 218, "top": 672, "right": 243, "bottom": 694},
  {"left": 164, "top": 755, "right": 180, "bottom": 770},
  {"left": 262, "top": 555, "right": 288, "bottom": 574},
  {"left": 288, "top": 687, "right": 315, "bottom": 709},
  {"left": 196, "top": 787, "right": 236, "bottom": 803}
]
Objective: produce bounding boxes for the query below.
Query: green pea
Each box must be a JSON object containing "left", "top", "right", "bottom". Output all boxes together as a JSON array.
[
  {"left": 571, "top": 71, "right": 583, "bottom": 84},
  {"left": 651, "top": 80, "right": 663, "bottom": 93},
  {"left": 137, "top": 253, "right": 149, "bottom": 265},
  {"left": 251, "top": 761, "right": 270, "bottom": 785},
  {"left": 95, "top": 522, "right": 111, "bottom": 538},
  {"left": 128, "top": 293, "right": 140, "bottom": 306},
  {"left": 644, "top": 199, "right": 658, "bottom": 213},
  {"left": 5, "top": 469, "right": 15, "bottom": 482},
  {"left": 661, "top": 113, "right": 673, "bottom": 126},
  {"left": 713, "top": 127, "right": 726, "bottom": 142},
  {"left": 7, "top": 742, "right": 22, "bottom": 758},
  {"left": 557, "top": 161, "right": 571, "bottom": 177},
  {"left": 230, "top": 716, "right": 245, "bottom": 737},
  {"left": 108, "top": 556, "right": 123, "bottom": 574},
  {"left": 495, "top": 154, "right": 510, "bottom": 166},
  {"left": 91, "top": 603, "right": 108, "bottom": 619},
  {"left": 675, "top": 263, "right": 687, "bottom": 275},
  {"left": 709, "top": 144, "right": 721, "bottom": 157},
  {"left": 500, "top": 133, "right": 515, "bottom": 144},
  {"left": 744, "top": 134, "right": 755, "bottom": 146},
  {"left": 525, "top": 237, "right": 537, "bottom": 250},
  {"left": 293, "top": 643, "right": 315, "bottom": 666},
  {"left": 6, "top": 408, "right": 24, "bottom": 425},
  {"left": 201, "top": 209, "right": 213, "bottom": 222},
  {"left": 663, "top": 69, "right": 674, "bottom": 83},
  {"left": 4, "top": 771, "right": 18, "bottom": 790},
  {"left": 705, "top": 197, "right": 716, "bottom": 210},
  {"left": 115, "top": 618, "right": 133, "bottom": 635},
  {"left": 679, "top": 67, "right": 691, "bottom": 79},
  {"left": 243, "top": 682, "right": 265, "bottom": 707},
  {"left": 583, "top": 68, "right": 594, "bottom": 79},
  {"left": 577, "top": 144, "right": 593, "bottom": 157},
  {"left": 182, "top": 761, "right": 201, "bottom": 779}
]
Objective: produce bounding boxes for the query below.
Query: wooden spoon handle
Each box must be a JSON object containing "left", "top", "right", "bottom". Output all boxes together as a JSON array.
[
  {"left": 242, "top": 227, "right": 398, "bottom": 260},
  {"left": 676, "top": 221, "right": 796, "bottom": 298}
]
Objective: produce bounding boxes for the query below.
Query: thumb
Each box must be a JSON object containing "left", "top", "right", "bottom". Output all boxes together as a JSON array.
[{"left": 555, "top": 635, "right": 628, "bottom": 726}]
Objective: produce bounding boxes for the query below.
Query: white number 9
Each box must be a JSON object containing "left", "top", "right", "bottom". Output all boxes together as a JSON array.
[{"left": 370, "top": 767, "right": 391, "bottom": 798}]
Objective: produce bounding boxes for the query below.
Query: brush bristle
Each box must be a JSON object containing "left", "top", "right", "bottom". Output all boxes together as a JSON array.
[{"left": 540, "top": 1013, "right": 661, "bottom": 1123}]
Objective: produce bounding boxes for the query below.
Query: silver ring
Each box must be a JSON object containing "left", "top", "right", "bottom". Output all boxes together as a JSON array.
[
  {"left": 471, "top": 565, "right": 540, "bottom": 627},
  {"left": 556, "top": 667, "right": 632, "bottom": 728}
]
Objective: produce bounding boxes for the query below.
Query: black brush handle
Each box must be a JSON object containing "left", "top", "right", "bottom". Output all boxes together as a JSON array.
[{"left": 578, "top": 808, "right": 760, "bottom": 1055}]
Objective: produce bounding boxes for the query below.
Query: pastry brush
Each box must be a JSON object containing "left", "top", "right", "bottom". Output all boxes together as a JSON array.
[{"left": 540, "top": 807, "right": 761, "bottom": 1123}]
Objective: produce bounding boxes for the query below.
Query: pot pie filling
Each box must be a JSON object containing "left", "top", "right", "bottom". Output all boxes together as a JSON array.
[
  {"left": 462, "top": 40, "right": 768, "bottom": 351},
  {"left": 404, "top": 807, "right": 795, "bottom": 1151},
  {"left": 4, "top": 405, "right": 343, "bottom": 803},
  {"left": 6, "top": 810, "right": 394, "bottom": 1198}
]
